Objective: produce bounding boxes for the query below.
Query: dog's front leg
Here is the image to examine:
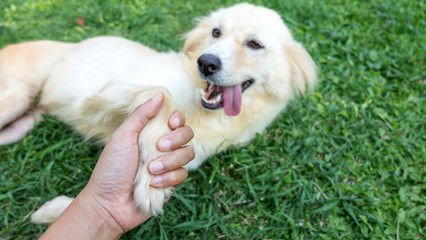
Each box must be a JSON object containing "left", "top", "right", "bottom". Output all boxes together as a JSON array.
[
  {"left": 86, "top": 85, "right": 178, "bottom": 215},
  {"left": 130, "top": 89, "right": 176, "bottom": 216},
  {"left": 31, "top": 85, "right": 177, "bottom": 223}
]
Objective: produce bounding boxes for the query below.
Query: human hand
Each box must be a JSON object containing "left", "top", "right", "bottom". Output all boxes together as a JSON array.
[{"left": 40, "top": 92, "right": 194, "bottom": 239}]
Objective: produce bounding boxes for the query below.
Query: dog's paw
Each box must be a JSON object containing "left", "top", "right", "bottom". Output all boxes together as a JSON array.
[
  {"left": 133, "top": 166, "right": 172, "bottom": 216},
  {"left": 31, "top": 196, "right": 74, "bottom": 224}
]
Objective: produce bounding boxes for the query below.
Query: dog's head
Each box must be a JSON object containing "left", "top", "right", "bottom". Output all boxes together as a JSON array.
[{"left": 183, "top": 3, "right": 317, "bottom": 116}]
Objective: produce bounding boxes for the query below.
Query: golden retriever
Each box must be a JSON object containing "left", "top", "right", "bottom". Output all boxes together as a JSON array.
[{"left": 0, "top": 3, "right": 317, "bottom": 223}]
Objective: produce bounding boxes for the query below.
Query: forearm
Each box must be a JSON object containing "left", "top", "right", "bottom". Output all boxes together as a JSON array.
[{"left": 40, "top": 188, "right": 123, "bottom": 240}]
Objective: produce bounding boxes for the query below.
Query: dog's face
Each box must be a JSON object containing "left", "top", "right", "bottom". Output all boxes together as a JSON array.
[{"left": 183, "top": 3, "right": 317, "bottom": 116}]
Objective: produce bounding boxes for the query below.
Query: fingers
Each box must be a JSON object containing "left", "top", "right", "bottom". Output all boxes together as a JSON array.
[
  {"left": 149, "top": 146, "right": 194, "bottom": 188},
  {"left": 114, "top": 92, "right": 164, "bottom": 137},
  {"left": 150, "top": 168, "right": 188, "bottom": 188},
  {"left": 168, "top": 112, "right": 186, "bottom": 130},
  {"left": 157, "top": 125, "right": 194, "bottom": 152},
  {"left": 148, "top": 146, "right": 195, "bottom": 175}
]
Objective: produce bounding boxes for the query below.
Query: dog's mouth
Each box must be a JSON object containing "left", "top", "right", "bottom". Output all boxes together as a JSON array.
[{"left": 200, "top": 79, "right": 254, "bottom": 116}]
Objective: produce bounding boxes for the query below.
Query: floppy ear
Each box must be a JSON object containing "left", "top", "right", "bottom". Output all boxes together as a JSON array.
[
  {"left": 288, "top": 42, "right": 317, "bottom": 94},
  {"left": 183, "top": 17, "right": 209, "bottom": 57}
]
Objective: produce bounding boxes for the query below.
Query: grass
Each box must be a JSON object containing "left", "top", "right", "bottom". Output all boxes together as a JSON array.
[{"left": 0, "top": 0, "right": 424, "bottom": 239}]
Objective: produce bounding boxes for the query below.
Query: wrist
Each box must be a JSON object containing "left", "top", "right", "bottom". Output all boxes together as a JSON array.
[
  {"left": 40, "top": 188, "right": 124, "bottom": 240},
  {"left": 77, "top": 187, "right": 125, "bottom": 238}
]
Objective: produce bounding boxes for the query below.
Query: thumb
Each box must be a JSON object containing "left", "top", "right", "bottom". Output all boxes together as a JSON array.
[{"left": 115, "top": 92, "right": 164, "bottom": 136}]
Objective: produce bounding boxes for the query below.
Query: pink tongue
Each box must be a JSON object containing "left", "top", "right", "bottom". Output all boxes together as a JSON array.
[{"left": 223, "top": 84, "right": 242, "bottom": 116}]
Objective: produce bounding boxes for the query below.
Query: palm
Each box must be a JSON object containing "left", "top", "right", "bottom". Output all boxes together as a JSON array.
[{"left": 86, "top": 135, "right": 151, "bottom": 230}]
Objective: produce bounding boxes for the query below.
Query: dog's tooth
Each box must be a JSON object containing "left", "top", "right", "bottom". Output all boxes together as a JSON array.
[{"left": 201, "top": 90, "right": 222, "bottom": 105}]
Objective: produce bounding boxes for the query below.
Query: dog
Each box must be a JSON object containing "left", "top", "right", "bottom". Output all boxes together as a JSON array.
[{"left": 0, "top": 3, "right": 317, "bottom": 223}]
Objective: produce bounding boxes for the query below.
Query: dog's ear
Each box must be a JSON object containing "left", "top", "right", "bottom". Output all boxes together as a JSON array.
[
  {"left": 288, "top": 42, "right": 317, "bottom": 94},
  {"left": 266, "top": 42, "right": 316, "bottom": 100},
  {"left": 183, "top": 17, "right": 209, "bottom": 57}
]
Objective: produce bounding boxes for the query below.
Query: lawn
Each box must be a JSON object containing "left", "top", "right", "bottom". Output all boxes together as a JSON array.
[{"left": 0, "top": 0, "right": 424, "bottom": 239}]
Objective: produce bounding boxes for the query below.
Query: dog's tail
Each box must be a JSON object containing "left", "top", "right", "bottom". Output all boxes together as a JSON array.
[{"left": 0, "top": 40, "right": 73, "bottom": 145}]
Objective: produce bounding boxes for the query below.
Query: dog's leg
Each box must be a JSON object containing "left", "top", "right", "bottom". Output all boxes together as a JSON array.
[
  {"left": 31, "top": 196, "right": 74, "bottom": 224},
  {"left": 0, "top": 82, "right": 34, "bottom": 130},
  {"left": 0, "top": 105, "right": 45, "bottom": 145},
  {"left": 80, "top": 84, "right": 176, "bottom": 215},
  {"left": 0, "top": 40, "right": 73, "bottom": 142},
  {"left": 85, "top": 84, "right": 176, "bottom": 215},
  {"left": 31, "top": 83, "right": 176, "bottom": 223},
  {"left": 131, "top": 91, "right": 175, "bottom": 216},
  {"left": 0, "top": 80, "right": 45, "bottom": 145}
]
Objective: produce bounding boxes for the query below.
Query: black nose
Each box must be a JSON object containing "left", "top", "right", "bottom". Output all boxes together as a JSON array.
[{"left": 197, "top": 54, "right": 222, "bottom": 77}]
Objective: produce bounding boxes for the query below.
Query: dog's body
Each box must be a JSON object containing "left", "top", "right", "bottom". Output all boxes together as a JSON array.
[{"left": 0, "top": 4, "right": 316, "bottom": 223}]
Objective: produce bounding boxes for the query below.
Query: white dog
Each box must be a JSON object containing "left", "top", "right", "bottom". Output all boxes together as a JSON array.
[{"left": 0, "top": 3, "right": 317, "bottom": 223}]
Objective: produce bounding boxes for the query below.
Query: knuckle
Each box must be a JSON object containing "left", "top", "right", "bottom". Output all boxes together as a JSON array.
[
  {"left": 184, "top": 125, "right": 195, "bottom": 138},
  {"left": 135, "top": 105, "right": 150, "bottom": 117},
  {"left": 179, "top": 113, "right": 186, "bottom": 124},
  {"left": 168, "top": 173, "right": 178, "bottom": 183},
  {"left": 183, "top": 169, "right": 188, "bottom": 179},
  {"left": 176, "top": 127, "right": 191, "bottom": 142},
  {"left": 176, "top": 113, "right": 185, "bottom": 125},
  {"left": 187, "top": 146, "right": 196, "bottom": 159}
]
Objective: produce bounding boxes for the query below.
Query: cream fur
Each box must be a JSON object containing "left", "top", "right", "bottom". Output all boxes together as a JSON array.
[{"left": 0, "top": 3, "right": 317, "bottom": 223}]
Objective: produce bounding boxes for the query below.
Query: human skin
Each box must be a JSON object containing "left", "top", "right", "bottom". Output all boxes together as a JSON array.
[{"left": 40, "top": 93, "right": 195, "bottom": 239}]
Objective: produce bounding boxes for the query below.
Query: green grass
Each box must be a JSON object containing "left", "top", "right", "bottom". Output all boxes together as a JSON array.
[{"left": 0, "top": 0, "right": 425, "bottom": 239}]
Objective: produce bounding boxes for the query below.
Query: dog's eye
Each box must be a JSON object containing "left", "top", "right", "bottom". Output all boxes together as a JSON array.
[
  {"left": 247, "top": 40, "right": 263, "bottom": 49},
  {"left": 212, "top": 28, "right": 221, "bottom": 38}
]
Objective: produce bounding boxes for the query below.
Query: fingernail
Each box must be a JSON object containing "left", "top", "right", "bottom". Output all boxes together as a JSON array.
[
  {"left": 159, "top": 139, "right": 172, "bottom": 150},
  {"left": 150, "top": 161, "right": 164, "bottom": 173},
  {"left": 171, "top": 118, "right": 180, "bottom": 128},
  {"left": 151, "top": 176, "right": 163, "bottom": 184},
  {"left": 152, "top": 92, "right": 163, "bottom": 103}
]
